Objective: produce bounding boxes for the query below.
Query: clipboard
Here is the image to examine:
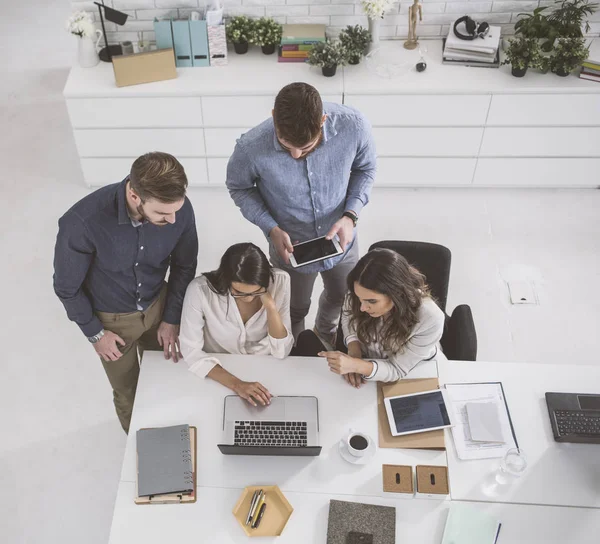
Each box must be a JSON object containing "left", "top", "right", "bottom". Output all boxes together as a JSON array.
[
  {"left": 134, "top": 426, "right": 197, "bottom": 505},
  {"left": 377, "top": 378, "right": 446, "bottom": 450}
]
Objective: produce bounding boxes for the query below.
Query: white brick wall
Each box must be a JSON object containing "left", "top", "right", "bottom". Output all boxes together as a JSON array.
[{"left": 70, "top": 0, "right": 600, "bottom": 44}]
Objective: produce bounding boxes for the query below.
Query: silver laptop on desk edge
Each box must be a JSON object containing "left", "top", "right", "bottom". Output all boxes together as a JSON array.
[{"left": 222, "top": 395, "right": 319, "bottom": 447}]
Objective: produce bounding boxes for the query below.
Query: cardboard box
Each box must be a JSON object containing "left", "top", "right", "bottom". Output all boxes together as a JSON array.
[{"left": 112, "top": 49, "right": 177, "bottom": 88}]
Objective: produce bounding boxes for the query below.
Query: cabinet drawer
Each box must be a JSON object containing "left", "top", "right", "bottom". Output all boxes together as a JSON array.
[
  {"left": 376, "top": 158, "right": 475, "bottom": 186},
  {"left": 66, "top": 97, "right": 203, "bottom": 128},
  {"left": 202, "top": 94, "right": 341, "bottom": 127},
  {"left": 74, "top": 129, "right": 205, "bottom": 158},
  {"left": 204, "top": 128, "right": 251, "bottom": 157},
  {"left": 487, "top": 94, "right": 600, "bottom": 126},
  {"left": 373, "top": 127, "right": 482, "bottom": 156},
  {"left": 473, "top": 158, "right": 600, "bottom": 187},
  {"left": 79, "top": 158, "right": 208, "bottom": 187},
  {"left": 207, "top": 158, "right": 229, "bottom": 185},
  {"left": 480, "top": 127, "right": 600, "bottom": 157},
  {"left": 344, "top": 95, "right": 491, "bottom": 126}
]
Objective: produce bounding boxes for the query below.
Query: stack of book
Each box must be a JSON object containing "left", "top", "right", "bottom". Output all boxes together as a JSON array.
[
  {"left": 580, "top": 42, "right": 600, "bottom": 83},
  {"left": 442, "top": 21, "right": 501, "bottom": 68},
  {"left": 278, "top": 24, "right": 326, "bottom": 63}
]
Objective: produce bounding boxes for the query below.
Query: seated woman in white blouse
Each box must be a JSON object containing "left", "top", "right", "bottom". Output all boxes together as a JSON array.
[
  {"left": 318, "top": 248, "right": 444, "bottom": 387},
  {"left": 179, "top": 243, "right": 294, "bottom": 406}
]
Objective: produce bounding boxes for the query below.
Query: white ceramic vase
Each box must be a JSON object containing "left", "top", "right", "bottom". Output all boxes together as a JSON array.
[
  {"left": 368, "top": 17, "right": 381, "bottom": 53},
  {"left": 77, "top": 29, "right": 103, "bottom": 68}
]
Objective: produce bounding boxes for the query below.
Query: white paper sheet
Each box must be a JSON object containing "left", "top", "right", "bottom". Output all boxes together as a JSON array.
[
  {"left": 445, "top": 383, "right": 517, "bottom": 460},
  {"left": 466, "top": 402, "right": 505, "bottom": 443}
]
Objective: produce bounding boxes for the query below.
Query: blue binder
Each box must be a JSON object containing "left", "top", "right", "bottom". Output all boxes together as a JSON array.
[
  {"left": 189, "top": 20, "right": 210, "bottom": 67},
  {"left": 172, "top": 20, "right": 193, "bottom": 68},
  {"left": 153, "top": 19, "right": 174, "bottom": 51}
]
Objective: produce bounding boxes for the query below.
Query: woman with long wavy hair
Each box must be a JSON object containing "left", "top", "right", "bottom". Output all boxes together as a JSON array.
[
  {"left": 319, "top": 248, "right": 444, "bottom": 387},
  {"left": 180, "top": 243, "right": 294, "bottom": 406}
]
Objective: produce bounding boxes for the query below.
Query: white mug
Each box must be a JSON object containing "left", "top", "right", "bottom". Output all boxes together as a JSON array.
[{"left": 346, "top": 429, "right": 371, "bottom": 458}]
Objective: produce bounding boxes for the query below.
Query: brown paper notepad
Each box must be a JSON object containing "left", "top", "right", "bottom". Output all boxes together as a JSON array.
[{"left": 377, "top": 378, "right": 446, "bottom": 450}]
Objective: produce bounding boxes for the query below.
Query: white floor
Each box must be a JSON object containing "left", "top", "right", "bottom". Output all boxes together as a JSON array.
[{"left": 1, "top": 1, "right": 599, "bottom": 543}]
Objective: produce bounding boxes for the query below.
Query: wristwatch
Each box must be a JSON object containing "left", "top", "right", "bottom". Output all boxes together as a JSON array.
[
  {"left": 342, "top": 210, "right": 358, "bottom": 227},
  {"left": 88, "top": 330, "right": 105, "bottom": 344}
]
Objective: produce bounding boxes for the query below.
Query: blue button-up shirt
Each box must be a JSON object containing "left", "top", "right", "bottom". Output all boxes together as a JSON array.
[
  {"left": 53, "top": 179, "right": 198, "bottom": 337},
  {"left": 226, "top": 102, "right": 376, "bottom": 274}
]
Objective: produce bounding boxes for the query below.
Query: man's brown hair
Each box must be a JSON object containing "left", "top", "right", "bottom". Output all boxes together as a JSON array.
[
  {"left": 273, "top": 82, "right": 323, "bottom": 147},
  {"left": 129, "top": 152, "right": 188, "bottom": 203}
]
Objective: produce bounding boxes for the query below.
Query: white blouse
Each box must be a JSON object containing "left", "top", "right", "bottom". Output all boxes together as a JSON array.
[
  {"left": 179, "top": 268, "right": 294, "bottom": 378},
  {"left": 341, "top": 296, "right": 445, "bottom": 382}
]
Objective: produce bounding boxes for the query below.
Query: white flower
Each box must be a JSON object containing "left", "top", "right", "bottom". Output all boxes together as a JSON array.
[
  {"left": 66, "top": 11, "right": 95, "bottom": 38},
  {"left": 361, "top": 0, "right": 395, "bottom": 19}
]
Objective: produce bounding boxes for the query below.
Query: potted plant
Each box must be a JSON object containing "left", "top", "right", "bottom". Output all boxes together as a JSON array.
[
  {"left": 251, "top": 17, "right": 282, "bottom": 55},
  {"left": 338, "top": 25, "right": 371, "bottom": 65},
  {"left": 502, "top": 36, "right": 541, "bottom": 77},
  {"left": 307, "top": 41, "right": 348, "bottom": 77},
  {"left": 550, "top": 36, "right": 589, "bottom": 76},
  {"left": 226, "top": 16, "right": 254, "bottom": 54},
  {"left": 548, "top": 0, "right": 598, "bottom": 40}
]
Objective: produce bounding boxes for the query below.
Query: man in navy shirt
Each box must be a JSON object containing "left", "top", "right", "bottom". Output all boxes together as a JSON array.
[{"left": 54, "top": 152, "right": 198, "bottom": 432}]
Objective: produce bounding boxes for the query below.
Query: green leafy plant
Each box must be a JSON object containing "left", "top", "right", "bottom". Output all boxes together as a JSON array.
[
  {"left": 226, "top": 15, "right": 254, "bottom": 44},
  {"left": 307, "top": 40, "right": 348, "bottom": 68},
  {"left": 251, "top": 17, "right": 283, "bottom": 46},
  {"left": 514, "top": 7, "right": 558, "bottom": 52},
  {"left": 550, "top": 36, "right": 589, "bottom": 74},
  {"left": 338, "top": 25, "right": 371, "bottom": 63},
  {"left": 502, "top": 35, "right": 542, "bottom": 71}
]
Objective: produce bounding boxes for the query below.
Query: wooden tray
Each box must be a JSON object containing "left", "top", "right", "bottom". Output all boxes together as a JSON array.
[{"left": 233, "top": 485, "right": 293, "bottom": 537}]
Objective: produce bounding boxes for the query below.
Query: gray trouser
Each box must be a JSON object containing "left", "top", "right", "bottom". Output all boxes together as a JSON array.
[{"left": 272, "top": 239, "right": 359, "bottom": 339}]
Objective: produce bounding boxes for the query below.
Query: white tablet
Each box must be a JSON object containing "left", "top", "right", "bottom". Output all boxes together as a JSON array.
[
  {"left": 289, "top": 235, "right": 343, "bottom": 268},
  {"left": 384, "top": 389, "right": 453, "bottom": 437}
]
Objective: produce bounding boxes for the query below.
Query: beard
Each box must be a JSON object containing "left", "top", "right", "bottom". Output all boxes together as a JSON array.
[{"left": 137, "top": 203, "right": 168, "bottom": 226}]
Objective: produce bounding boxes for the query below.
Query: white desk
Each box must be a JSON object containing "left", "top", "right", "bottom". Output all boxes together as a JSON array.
[
  {"left": 109, "top": 482, "right": 600, "bottom": 544},
  {"left": 120, "top": 353, "right": 444, "bottom": 498},
  {"left": 439, "top": 360, "right": 600, "bottom": 509}
]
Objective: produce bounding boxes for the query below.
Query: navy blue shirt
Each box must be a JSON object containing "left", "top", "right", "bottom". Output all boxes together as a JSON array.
[{"left": 53, "top": 179, "right": 198, "bottom": 337}]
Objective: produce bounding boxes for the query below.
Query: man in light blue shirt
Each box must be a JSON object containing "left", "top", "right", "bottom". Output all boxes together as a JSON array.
[{"left": 226, "top": 82, "right": 376, "bottom": 346}]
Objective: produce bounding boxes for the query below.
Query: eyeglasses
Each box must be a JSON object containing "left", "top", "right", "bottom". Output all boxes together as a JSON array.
[{"left": 230, "top": 288, "right": 267, "bottom": 299}]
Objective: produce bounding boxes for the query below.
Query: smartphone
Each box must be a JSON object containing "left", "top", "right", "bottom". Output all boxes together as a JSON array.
[
  {"left": 347, "top": 532, "right": 373, "bottom": 544},
  {"left": 289, "top": 235, "right": 343, "bottom": 268}
]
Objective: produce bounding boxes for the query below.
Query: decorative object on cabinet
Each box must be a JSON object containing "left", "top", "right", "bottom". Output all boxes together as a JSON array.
[
  {"left": 137, "top": 31, "right": 150, "bottom": 54},
  {"left": 93, "top": 1, "right": 129, "bottom": 62},
  {"left": 208, "top": 24, "right": 228, "bottom": 66},
  {"left": 307, "top": 40, "right": 348, "bottom": 77},
  {"left": 339, "top": 25, "right": 371, "bottom": 65},
  {"left": 66, "top": 11, "right": 103, "bottom": 68},
  {"left": 112, "top": 49, "right": 177, "bottom": 88},
  {"left": 404, "top": 0, "right": 423, "bottom": 50},
  {"left": 121, "top": 40, "right": 134, "bottom": 56},
  {"left": 550, "top": 36, "right": 589, "bottom": 76},
  {"left": 361, "top": 0, "right": 395, "bottom": 52},
  {"left": 502, "top": 36, "right": 541, "bottom": 77},
  {"left": 252, "top": 17, "right": 282, "bottom": 55},
  {"left": 278, "top": 24, "right": 326, "bottom": 63},
  {"left": 226, "top": 16, "right": 254, "bottom": 55}
]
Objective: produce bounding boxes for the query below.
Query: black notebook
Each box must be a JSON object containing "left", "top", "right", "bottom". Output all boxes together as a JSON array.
[{"left": 136, "top": 424, "right": 194, "bottom": 497}]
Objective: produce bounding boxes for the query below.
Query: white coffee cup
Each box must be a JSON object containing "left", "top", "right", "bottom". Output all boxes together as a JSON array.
[{"left": 346, "top": 430, "right": 371, "bottom": 458}]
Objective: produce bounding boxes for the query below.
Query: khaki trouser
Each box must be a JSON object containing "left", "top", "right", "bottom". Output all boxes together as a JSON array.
[{"left": 96, "top": 286, "right": 166, "bottom": 433}]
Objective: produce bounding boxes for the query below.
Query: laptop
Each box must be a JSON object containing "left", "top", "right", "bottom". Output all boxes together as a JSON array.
[
  {"left": 217, "top": 395, "right": 322, "bottom": 456},
  {"left": 545, "top": 392, "right": 600, "bottom": 444}
]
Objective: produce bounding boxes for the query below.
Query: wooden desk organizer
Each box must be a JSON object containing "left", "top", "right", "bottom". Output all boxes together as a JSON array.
[
  {"left": 233, "top": 485, "right": 293, "bottom": 537},
  {"left": 382, "top": 464, "right": 414, "bottom": 494},
  {"left": 415, "top": 465, "right": 449, "bottom": 498}
]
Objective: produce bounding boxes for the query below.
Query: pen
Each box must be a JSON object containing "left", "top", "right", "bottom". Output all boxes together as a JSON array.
[
  {"left": 251, "top": 492, "right": 266, "bottom": 527},
  {"left": 245, "top": 490, "right": 259, "bottom": 526},
  {"left": 252, "top": 502, "right": 267, "bottom": 529}
]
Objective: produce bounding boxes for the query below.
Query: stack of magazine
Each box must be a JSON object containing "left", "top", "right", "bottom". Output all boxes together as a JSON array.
[{"left": 443, "top": 21, "right": 501, "bottom": 68}]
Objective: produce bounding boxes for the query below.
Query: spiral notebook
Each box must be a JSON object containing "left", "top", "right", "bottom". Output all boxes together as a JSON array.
[{"left": 136, "top": 424, "right": 195, "bottom": 500}]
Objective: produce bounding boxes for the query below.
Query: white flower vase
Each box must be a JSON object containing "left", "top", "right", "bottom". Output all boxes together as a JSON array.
[
  {"left": 78, "top": 29, "right": 103, "bottom": 68},
  {"left": 368, "top": 17, "right": 381, "bottom": 53}
]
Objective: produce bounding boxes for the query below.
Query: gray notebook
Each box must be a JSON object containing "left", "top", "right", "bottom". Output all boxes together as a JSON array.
[
  {"left": 136, "top": 424, "right": 194, "bottom": 497},
  {"left": 326, "top": 500, "right": 395, "bottom": 544}
]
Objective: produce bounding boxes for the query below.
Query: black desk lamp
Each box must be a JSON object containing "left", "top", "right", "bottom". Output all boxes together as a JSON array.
[{"left": 94, "top": 1, "right": 129, "bottom": 62}]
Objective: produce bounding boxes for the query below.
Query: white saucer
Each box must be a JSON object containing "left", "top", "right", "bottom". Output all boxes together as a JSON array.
[{"left": 338, "top": 438, "right": 376, "bottom": 465}]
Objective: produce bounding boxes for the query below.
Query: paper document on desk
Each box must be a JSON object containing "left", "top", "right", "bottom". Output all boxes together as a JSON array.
[{"left": 445, "top": 383, "right": 517, "bottom": 460}]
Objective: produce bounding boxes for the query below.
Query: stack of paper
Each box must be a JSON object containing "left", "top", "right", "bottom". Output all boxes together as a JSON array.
[
  {"left": 580, "top": 38, "right": 600, "bottom": 83},
  {"left": 444, "top": 383, "right": 517, "bottom": 460},
  {"left": 441, "top": 503, "right": 502, "bottom": 544},
  {"left": 443, "top": 21, "right": 501, "bottom": 67}
]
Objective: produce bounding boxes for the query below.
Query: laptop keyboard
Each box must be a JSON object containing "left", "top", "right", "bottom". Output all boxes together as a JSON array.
[
  {"left": 555, "top": 411, "right": 600, "bottom": 437},
  {"left": 234, "top": 421, "right": 308, "bottom": 447}
]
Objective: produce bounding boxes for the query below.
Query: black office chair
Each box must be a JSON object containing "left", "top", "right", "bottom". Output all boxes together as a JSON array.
[{"left": 364, "top": 241, "right": 477, "bottom": 361}]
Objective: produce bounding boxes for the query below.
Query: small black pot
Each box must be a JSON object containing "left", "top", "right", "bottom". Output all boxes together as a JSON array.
[
  {"left": 261, "top": 44, "right": 276, "bottom": 55},
  {"left": 554, "top": 68, "right": 570, "bottom": 77},
  {"left": 511, "top": 65, "right": 528, "bottom": 78},
  {"left": 348, "top": 56, "right": 360, "bottom": 65},
  {"left": 322, "top": 64, "right": 337, "bottom": 77},
  {"left": 233, "top": 41, "right": 249, "bottom": 54}
]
